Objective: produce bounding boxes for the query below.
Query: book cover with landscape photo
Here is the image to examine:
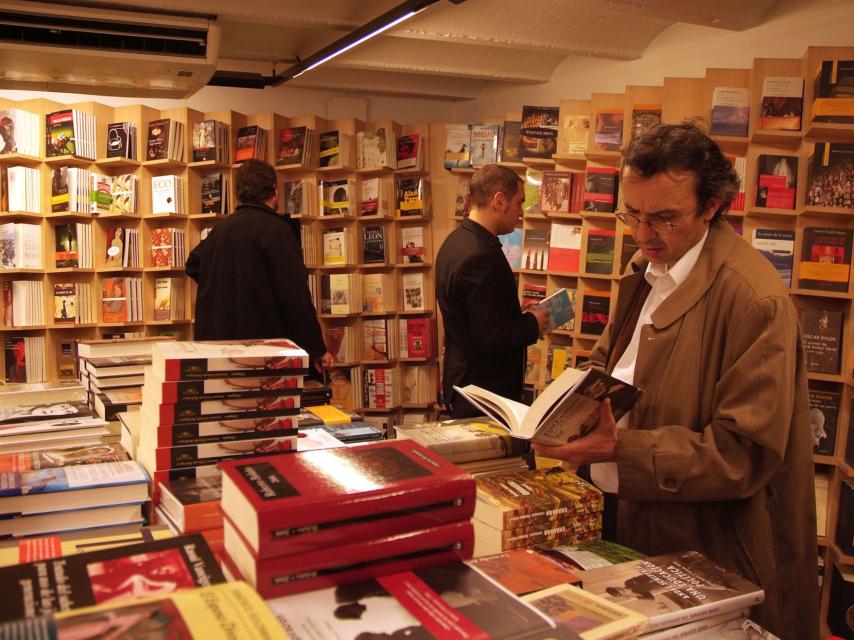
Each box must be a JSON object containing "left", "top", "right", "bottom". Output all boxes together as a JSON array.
[{"left": 580, "top": 550, "right": 763, "bottom": 632}]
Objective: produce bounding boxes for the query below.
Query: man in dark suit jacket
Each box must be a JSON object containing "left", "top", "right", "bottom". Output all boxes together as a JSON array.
[
  {"left": 436, "top": 164, "right": 549, "bottom": 417},
  {"left": 186, "top": 159, "right": 333, "bottom": 374}
]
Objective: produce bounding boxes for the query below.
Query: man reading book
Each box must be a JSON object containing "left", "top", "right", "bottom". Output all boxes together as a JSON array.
[
  {"left": 533, "top": 123, "right": 817, "bottom": 639},
  {"left": 436, "top": 164, "right": 549, "bottom": 417},
  {"left": 186, "top": 159, "right": 333, "bottom": 373}
]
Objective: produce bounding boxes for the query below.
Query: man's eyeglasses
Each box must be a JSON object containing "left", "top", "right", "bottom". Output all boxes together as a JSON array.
[{"left": 615, "top": 211, "right": 688, "bottom": 235}]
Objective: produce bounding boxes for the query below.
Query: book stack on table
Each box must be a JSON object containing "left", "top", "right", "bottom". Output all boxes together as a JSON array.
[
  {"left": 135, "top": 339, "right": 310, "bottom": 488},
  {"left": 218, "top": 439, "right": 477, "bottom": 598},
  {"left": 395, "top": 416, "right": 533, "bottom": 475},
  {"left": 473, "top": 467, "right": 604, "bottom": 557}
]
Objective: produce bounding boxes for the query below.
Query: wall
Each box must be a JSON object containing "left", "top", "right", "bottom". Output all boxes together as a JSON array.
[
  {"left": 457, "top": 0, "right": 854, "bottom": 120},
  {"left": 0, "top": 82, "right": 462, "bottom": 124}
]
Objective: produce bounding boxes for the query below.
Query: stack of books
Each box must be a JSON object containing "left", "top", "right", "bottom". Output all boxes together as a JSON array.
[
  {"left": 395, "top": 416, "right": 532, "bottom": 475},
  {"left": 77, "top": 336, "right": 173, "bottom": 425},
  {"left": 298, "top": 403, "right": 385, "bottom": 444},
  {"left": 0, "top": 381, "right": 112, "bottom": 457},
  {"left": 135, "top": 339, "right": 309, "bottom": 488},
  {"left": 473, "top": 467, "right": 603, "bottom": 557},
  {"left": 218, "top": 439, "right": 477, "bottom": 598},
  {"left": 579, "top": 550, "right": 765, "bottom": 637},
  {"left": 0, "top": 459, "right": 149, "bottom": 539}
]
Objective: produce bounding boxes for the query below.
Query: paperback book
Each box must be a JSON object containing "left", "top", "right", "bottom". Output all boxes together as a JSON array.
[
  {"left": 580, "top": 550, "right": 764, "bottom": 632},
  {"left": 0, "top": 533, "right": 224, "bottom": 622},
  {"left": 453, "top": 366, "right": 640, "bottom": 446}
]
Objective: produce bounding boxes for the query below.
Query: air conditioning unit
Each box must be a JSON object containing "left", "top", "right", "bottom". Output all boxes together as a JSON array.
[{"left": 0, "top": 1, "right": 220, "bottom": 99}]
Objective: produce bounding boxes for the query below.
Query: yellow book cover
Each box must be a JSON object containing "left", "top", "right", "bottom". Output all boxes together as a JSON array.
[
  {"left": 0, "top": 524, "right": 174, "bottom": 568},
  {"left": 524, "top": 582, "right": 649, "bottom": 640},
  {"left": 39, "top": 581, "right": 288, "bottom": 639},
  {"left": 306, "top": 404, "right": 351, "bottom": 425}
]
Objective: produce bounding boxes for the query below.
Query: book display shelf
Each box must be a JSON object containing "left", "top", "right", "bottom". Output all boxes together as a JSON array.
[
  {"left": 285, "top": 116, "right": 439, "bottom": 423},
  {"left": 431, "top": 45, "right": 854, "bottom": 636},
  {"left": 0, "top": 100, "right": 439, "bottom": 424}
]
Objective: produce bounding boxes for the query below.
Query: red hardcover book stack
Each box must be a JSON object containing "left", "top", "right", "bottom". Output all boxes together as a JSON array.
[
  {"left": 218, "top": 439, "right": 477, "bottom": 597},
  {"left": 136, "top": 339, "right": 310, "bottom": 496}
]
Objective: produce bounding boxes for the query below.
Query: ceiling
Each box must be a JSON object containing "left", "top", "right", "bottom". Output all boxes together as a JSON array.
[{"left": 71, "top": 0, "right": 783, "bottom": 100}]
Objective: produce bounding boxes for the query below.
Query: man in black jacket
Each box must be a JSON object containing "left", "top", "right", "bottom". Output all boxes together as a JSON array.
[
  {"left": 436, "top": 164, "right": 549, "bottom": 417},
  {"left": 186, "top": 159, "right": 333, "bottom": 372}
]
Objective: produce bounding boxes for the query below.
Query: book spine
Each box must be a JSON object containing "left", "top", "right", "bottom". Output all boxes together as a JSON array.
[
  {"left": 648, "top": 591, "right": 764, "bottom": 632},
  {"left": 157, "top": 400, "right": 300, "bottom": 426},
  {"left": 154, "top": 437, "right": 297, "bottom": 470},
  {"left": 252, "top": 521, "right": 474, "bottom": 598},
  {"left": 155, "top": 424, "right": 299, "bottom": 447},
  {"left": 253, "top": 476, "right": 476, "bottom": 558},
  {"left": 157, "top": 376, "right": 303, "bottom": 403},
  {"left": 164, "top": 358, "right": 309, "bottom": 380}
]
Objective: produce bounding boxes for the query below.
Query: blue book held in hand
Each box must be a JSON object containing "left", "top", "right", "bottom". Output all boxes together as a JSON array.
[{"left": 537, "top": 288, "right": 575, "bottom": 332}]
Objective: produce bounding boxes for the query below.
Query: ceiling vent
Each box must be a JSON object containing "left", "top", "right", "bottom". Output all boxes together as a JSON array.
[{"left": 0, "top": 1, "right": 220, "bottom": 99}]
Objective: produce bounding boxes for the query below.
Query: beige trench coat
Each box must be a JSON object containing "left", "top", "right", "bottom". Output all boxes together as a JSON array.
[{"left": 588, "top": 221, "right": 818, "bottom": 639}]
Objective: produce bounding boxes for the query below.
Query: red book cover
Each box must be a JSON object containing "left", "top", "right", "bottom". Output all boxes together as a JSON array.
[
  {"left": 153, "top": 417, "right": 298, "bottom": 447},
  {"left": 224, "top": 518, "right": 474, "bottom": 598},
  {"left": 219, "top": 440, "right": 476, "bottom": 558},
  {"left": 405, "top": 318, "right": 434, "bottom": 358},
  {"left": 101, "top": 277, "right": 128, "bottom": 323},
  {"left": 0, "top": 533, "right": 223, "bottom": 622},
  {"left": 155, "top": 393, "right": 300, "bottom": 426},
  {"left": 152, "top": 339, "right": 310, "bottom": 381},
  {"left": 150, "top": 227, "right": 173, "bottom": 267}
]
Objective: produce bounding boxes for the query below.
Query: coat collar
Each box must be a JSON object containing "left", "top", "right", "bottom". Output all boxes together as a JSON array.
[
  {"left": 236, "top": 201, "right": 280, "bottom": 217},
  {"left": 623, "top": 221, "right": 739, "bottom": 329},
  {"left": 461, "top": 217, "right": 501, "bottom": 248}
]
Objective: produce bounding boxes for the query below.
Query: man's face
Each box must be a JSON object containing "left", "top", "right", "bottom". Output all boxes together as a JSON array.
[
  {"left": 621, "top": 168, "right": 717, "bottom": 267},
  {"left": 495, "top": 183, "right": 524, "bottom": 235}
]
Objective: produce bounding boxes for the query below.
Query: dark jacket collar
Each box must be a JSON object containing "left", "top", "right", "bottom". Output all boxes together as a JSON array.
[
  {"left": 236, "top": 201, "right": 280, "bottom": 217},
  {"left": 461, "top": 217, "right": 501, "bottom": 248}
]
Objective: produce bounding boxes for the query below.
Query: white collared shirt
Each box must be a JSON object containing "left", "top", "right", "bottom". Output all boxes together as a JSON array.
[{"left": 591, "top": 227, "right": 710, "bottom": 494}]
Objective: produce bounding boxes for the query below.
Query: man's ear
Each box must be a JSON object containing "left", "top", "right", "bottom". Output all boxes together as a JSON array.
[
  {"left": 702, "top": 199, "right": 721, "bottom": 222},
  {"left": 492, "top": 190, "right": 506, "bottom": 210}
]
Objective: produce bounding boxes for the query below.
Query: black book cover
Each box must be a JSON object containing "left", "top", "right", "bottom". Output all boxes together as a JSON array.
[
  {"left": 580, "top": 293, "right": 610, "bottom": 336},
  {"left": 106, "top": 122, "right": 131, "bottom": 159},
  {"left": 808, "top": 387, "right": 839, "bottom": 456},
  {"left": 201, "top": 173, "right": 224, "bottom": 215},
  {"left": 835, "top": 479, "right": 854, "bottom": 556},
  {"left": 800, "top": 308, "right": 843, "bottom": 374},
  {"left": 0, "top": 533, "right": 224, "bottom": 622},
  {"left": 362, "top": 226, "right": 386, "bottom": 264}
]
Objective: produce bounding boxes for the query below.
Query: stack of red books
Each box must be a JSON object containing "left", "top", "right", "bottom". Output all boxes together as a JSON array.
[{"left": 218, "top": 439, "right": 477, "bottom": 597}]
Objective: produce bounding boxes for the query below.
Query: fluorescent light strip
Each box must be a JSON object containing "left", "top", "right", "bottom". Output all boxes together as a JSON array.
[{"left": 293, "top": 10, "right": 419, "bottom": 78}]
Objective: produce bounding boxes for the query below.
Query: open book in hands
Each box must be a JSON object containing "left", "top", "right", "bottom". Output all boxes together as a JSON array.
[{"left": 453, "top": 367, "right": 640, "bottom": 446}]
